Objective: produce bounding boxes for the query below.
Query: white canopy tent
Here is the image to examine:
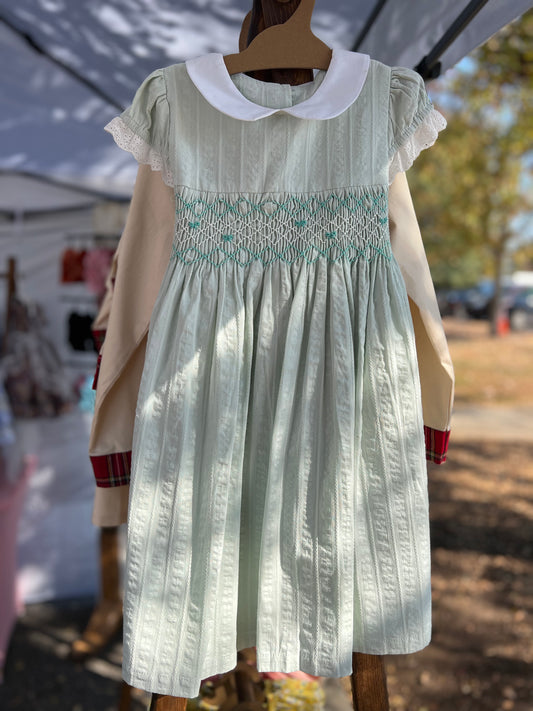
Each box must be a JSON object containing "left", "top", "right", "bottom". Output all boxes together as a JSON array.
[
  {"left": 0, "top": 172, "right": 101, "bottom": 603},
  {"left": 1, "top": 0, "right": 532, "bottom": 196},
  {"left": 0, "top": 173, "right": 98, "bottom": 216}
]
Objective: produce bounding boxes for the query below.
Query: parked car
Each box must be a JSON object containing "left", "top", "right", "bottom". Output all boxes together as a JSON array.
[
  {"left": 437, "top": 279, "right": 533, "bottom": 326},
  {"left": 437, "top": 288, "right": 472, "bottom": 318},
  {"left": 508, "top": 289, "right": 533, "bottom": 331},
  {"left": 463, "top": 280, "right": 522, "bottom": 320}
]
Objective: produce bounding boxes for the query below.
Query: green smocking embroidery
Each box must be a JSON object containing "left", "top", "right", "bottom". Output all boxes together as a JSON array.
[
  {"left": 172, "top": 239, "right": 392, "bottom": 268},
  {"left": 175, "top": 192, "right": 386, "bottom": 221},
  {"left": 172, "top": 189, "right": 390, "bottom": 268}
]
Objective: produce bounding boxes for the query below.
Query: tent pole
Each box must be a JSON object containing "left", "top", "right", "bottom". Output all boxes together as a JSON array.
[
  {"left": 351, "top": 0, "right": 389, "bottom": 52},
  {"left": 415, "top": 0, "right": 492, "bottom": 78}
]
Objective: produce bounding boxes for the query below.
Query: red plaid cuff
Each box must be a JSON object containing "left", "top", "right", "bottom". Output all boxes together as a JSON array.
[
  {"left": 92, "top": 352, "right": 103, "bottom": 390},
  {"left": 424, "top": 426, "right": 450, "bottom": 464},
  {"left": 91, "top": 451, "right": 132, "bottom": 487},
  {"left": 92, "top": 328, "right": 106, "bottom": 351}
]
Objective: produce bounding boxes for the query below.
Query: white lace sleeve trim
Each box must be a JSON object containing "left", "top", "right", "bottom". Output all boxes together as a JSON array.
[
  {"left": 104, "top": 116, "right": 174, "bottom": 188},
  {"left": 388, "top": 108, "right": 447, "bottom": 184}
]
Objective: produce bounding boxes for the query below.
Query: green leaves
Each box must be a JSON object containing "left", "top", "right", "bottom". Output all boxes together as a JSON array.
[{"left": 409, "top": 9, "right": 533, "bottom": 296}]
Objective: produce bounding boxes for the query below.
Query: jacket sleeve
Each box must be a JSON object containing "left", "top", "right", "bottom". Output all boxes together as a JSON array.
[
  {"left": 389, "top": 171, "right": 454, "bottom": 464},
  {"left": 90, "top": 246, "right": 118, "bottom": 390},
  {"left": 89, "top": 164, "right": 175, "bottom": 527}
]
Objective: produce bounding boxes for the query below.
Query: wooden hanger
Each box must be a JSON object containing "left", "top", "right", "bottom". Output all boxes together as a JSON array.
[{"left": 224, "top": 0, "right": 332, "bottom": 76}]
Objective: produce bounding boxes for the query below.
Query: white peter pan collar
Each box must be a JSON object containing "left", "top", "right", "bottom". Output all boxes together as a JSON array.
[{"left": 185, "top": 48, "right": 370, "bottom": 121}]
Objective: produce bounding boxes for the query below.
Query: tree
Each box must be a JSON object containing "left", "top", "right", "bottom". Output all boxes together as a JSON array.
[
  {"left": 408, "top": 9, "right": 533, "bottom": 334},
  {"left": 512, "top": 241, "right": 533, "bottom": 271}
]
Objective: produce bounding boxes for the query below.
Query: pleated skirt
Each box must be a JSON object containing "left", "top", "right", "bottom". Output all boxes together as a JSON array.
[{"left": 122, "top": 250, "right": 431, "bottom": 697}]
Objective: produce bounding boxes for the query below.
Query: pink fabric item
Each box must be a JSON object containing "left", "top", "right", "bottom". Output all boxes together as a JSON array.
[
  {"left": 83, "top": 249, "right": 114, "bottom": 298},
  {"left": 261, "top": 671, "right": 320, "bottom": 681},
  {"left": 200, "top": 655, "right": 320, "bottom": 689},
  {"left": 0, "top": 456, "right": 37, "bottom": 679}
]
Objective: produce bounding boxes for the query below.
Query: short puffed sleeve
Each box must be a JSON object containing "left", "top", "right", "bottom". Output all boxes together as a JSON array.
[
  {"left": 104, "top": 68, "right": 173, "bottom": 187},
  {"left": 388, "top": 67, "right": 446, "bottom": 184}
]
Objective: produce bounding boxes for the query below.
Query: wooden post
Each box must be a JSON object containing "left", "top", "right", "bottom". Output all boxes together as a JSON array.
[
  {"left": 351, "top": 654, "right": 390, "bottom": 711},
  {"left": 150, "top": 694, "right": 188, "bottom": 711},
  {"left": 99, "top": 526, "right": 122, "bottom": 602},
  {"left": 234, "top": 652, "right": 257, "bottom": 704},
  {"left": 118, "top": 681, "right": 133, "bottom": 711},
  {"left": 70, "top": 527, "right": 123, "bottom": 661}
]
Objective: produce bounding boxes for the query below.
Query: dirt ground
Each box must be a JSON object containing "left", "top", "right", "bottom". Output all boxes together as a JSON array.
[
  {"left": 380, "top": 320, "right": 533, "bottom": 711},
  {"left": 382, "top": 440, "right": 533, "bottom": 711},
  {"left": 1, "top": 319, "right": 532, "bottom": 711},
  {"left": 443, "top": 317, "right": 533, "bottom": 406}
]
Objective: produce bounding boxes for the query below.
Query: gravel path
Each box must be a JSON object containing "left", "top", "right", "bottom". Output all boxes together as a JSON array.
[{"left": 452, "top": 405, "right": 533, "bottom": 442}]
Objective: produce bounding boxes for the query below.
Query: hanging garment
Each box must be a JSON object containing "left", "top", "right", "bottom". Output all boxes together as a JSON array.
[
  {"left": 0, "top": 379, "right": 19, "bottom": 484},
  {"left": 3, "top": 299, "right": 74, "bottom": 418},
  {"left": 67, "top": 312, "right": 97, "bottom": 352},
  {"left": 61, "top": 248, "right": 87, "bottom": 283},
  {"left": 82, "top": 247, "right": 115, "bottom": 298},
  {"left": 91, "top": 49, "right": 454, "bottom": 697}
]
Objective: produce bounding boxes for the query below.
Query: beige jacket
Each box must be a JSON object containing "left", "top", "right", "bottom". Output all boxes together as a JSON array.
[{"left": 90, "top": 165, "right": 454, "bottom": 527}]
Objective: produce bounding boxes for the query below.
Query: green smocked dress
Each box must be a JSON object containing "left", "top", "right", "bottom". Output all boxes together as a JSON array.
[{"left": 105, "top": 48, "right": 446, "bottom": 697}]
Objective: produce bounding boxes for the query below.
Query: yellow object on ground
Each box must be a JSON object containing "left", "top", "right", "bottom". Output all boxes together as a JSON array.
[{"left": 265, "top": 678, "right": 325, "bottom": 711}]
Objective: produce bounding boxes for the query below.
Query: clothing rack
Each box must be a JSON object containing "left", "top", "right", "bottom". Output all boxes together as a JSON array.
[{"left": 64, "top": 232, "right": 120, "bottom": 243}]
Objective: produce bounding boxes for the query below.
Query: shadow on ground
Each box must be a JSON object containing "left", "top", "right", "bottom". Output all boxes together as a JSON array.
[
  {"left": 385, "top": 441, "right": 533, "bottom": 711},
  {"left": 0, "top": 600, "right": 147, "bottom": 711}
]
